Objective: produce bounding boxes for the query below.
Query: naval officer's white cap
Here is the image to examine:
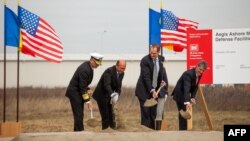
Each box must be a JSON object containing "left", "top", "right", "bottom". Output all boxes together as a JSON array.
[{"left": 90, "top": 52, "right": 103, "bottom": 65}]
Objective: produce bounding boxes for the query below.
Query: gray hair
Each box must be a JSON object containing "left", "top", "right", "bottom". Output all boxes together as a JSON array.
[{"left": 197, "top": 60, "right": 208, "bottom": 69}]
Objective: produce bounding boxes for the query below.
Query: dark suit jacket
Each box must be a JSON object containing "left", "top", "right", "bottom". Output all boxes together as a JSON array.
[
  {"left": 135, "top": 54, "right": 165, "bottom": 101},
  {"left": 93, "top": 66, "right": 124, "bottom": 101},
  {"left": 65, "top": 61, "right": 93, "bottom": 98},
  {"left": 171, "top": 68, "right": 201, "bottom": 104}
]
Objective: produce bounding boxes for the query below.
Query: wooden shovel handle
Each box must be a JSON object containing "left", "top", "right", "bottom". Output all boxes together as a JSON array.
[
  {"left": 90, "top": 108, "right": 94, "bottom": 119},
  {"left": 155, "top": 81, "right": 166, "bottom": 97}
]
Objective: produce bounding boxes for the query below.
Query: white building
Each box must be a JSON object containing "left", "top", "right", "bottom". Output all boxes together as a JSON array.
[{"left": 0, "top": 54, "right": 186, "bottom": 88}]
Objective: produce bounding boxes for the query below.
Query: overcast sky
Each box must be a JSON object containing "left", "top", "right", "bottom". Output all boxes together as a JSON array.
[{"left": 1, "top": 0, "right": 250, "bottom": 55}]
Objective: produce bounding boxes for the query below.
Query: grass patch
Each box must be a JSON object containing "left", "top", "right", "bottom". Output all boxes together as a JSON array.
[{"left": 0, "top": 86, "right": 250, "bottom": 132}]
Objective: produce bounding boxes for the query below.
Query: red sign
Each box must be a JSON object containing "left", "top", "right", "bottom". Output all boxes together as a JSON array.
[{"left": 187, "top": 29, "right": 213, "bottom": 84}]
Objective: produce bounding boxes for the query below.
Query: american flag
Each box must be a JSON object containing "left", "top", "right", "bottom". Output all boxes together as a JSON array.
[
  {"left": 18, "top": 6, "right": 63, "bottom": 63},
  {"left": 160, "top": 9, "right": 198, "bottom": 49}
]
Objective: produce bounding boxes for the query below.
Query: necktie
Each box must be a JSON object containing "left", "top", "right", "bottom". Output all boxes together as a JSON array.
[
  {"left": 152, "top": 59, "right": 158, "bottom": 88},
  {"left": 196, "top": 74, "right": 199, "bottom": 84}
]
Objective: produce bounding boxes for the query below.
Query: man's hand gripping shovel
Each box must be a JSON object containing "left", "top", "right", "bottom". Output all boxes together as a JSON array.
[{"left": 144, "top": 81, "right": 166, "bottom": 107}]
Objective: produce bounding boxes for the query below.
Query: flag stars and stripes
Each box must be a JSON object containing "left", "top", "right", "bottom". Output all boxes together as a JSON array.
[
  {"left": 20, "top": 8, "right": 39, "bottom": 36},
  {"left": 162, "top": 10, "right": 178, "bottom": 30},
  {"left": 18, "top": 6, "right": 63, "bottom": 63},
  {"left": 160, "top": 9, "right": 198, "bottom": 49}
]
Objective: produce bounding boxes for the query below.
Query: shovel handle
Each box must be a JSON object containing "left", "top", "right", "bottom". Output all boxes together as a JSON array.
[
  {"left": 155, "top": 81, "right": 166, "bottom": 98},
  {"left": 90, "top": 108, "right": 94, "bottom": 119}
]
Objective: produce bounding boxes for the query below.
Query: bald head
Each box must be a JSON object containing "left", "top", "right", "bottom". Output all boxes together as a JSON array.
[
  {"left": 116, "top": 59, "right": 126, "bottom": 74},
  {"left": 116, "top": 59, "right": 126, "bottom": 66}
]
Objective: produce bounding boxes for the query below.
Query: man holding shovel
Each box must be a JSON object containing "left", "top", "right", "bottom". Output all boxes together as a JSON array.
[
  {"left": 171, "top": 60, "right": 207, "bottom": 130},
  {"left": 135, "top": 44, "right": 166, "bottom": 130},
  {"left": 93, "top": 59, "right": 126, "bottom": 130},
  {"left": 65, "top": 53, "right": 103, "bottom": 131}
]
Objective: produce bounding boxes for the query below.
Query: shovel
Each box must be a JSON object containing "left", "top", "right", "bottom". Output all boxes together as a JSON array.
[
  {"left": 86, "top": 104, "right": 99, "bottom": 127},
  {"left": 144, "top": 81, "right": 166, "bottom": 107},
  {"left": 179, "top": 108, "right": 192, "bottom": 119}
]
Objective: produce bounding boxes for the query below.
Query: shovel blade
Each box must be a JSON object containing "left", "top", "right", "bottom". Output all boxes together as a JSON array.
[
  {"left": 144, "top": 98, "right": 157, "bottom": 107},
  {"left": 86, "top": 118, "right": 99, "bottom": 127},
  {"left": 179, "top": 109, "right": 192, "bottom": 119}
]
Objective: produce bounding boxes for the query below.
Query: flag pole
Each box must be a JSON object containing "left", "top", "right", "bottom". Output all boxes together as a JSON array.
[
  {"left": 16, "top": 47, "right": 20, "bottom": 122},
  {"left": 3, "top": 0, "right": 7, "bottom": 123},
  {"left": 16, "top": 0, "right": 21, "bottom": 122},
  {"left": 16, "top": 45, "right": 20, "bottom": 122},
  {"left": 160, "top": 1, "right": 163, "bottom": 56},
  {"left": 148, "top": 0, "right": 151, "bottom": 53}
]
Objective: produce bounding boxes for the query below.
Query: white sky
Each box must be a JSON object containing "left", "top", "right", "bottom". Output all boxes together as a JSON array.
[{"left": 1, "top": 0, "right": 250, "bottom": 55}]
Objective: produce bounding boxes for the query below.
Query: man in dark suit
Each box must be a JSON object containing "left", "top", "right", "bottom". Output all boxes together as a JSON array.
[
  {"left": 65, "top": 53, "right": 103, "bottom": 131},
  {"left": 93, "top": 59, "right": 126, "bottom": 130},
  {"left": 135, "top": 44, "right": 166, "bottom": 130},
  {"left": 172, "top": 60, "right": 207, "bottom": 130}
]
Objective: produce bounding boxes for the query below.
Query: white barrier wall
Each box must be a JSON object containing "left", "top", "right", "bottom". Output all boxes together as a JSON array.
[{"left": 0, "top": 55, "right": 186, "bottom": 88}]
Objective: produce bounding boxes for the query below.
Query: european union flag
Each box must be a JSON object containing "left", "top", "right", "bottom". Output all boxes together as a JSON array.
[
  {"left": 149, "top": 8, "right": 161, "bottom": 45},
  {"left": 4, "top": 6, "right": 20, "bottom": 47}
]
